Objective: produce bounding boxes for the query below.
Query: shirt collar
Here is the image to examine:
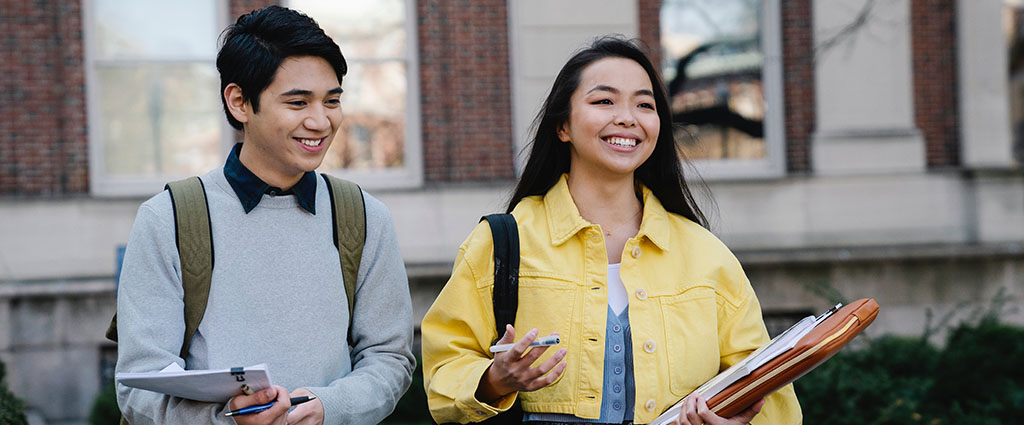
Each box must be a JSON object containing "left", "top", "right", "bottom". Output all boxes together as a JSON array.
[
  {"left": 543, "top": 173, "right": 670, "bottom": 251},
  {"left": 223, "top": 143, "right": 318, "bottom": 214}
]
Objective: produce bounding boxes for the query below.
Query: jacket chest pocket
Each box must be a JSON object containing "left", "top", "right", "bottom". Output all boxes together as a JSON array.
[
  {"left": 512, "top": 278, "right": 577, "bottom": 399},
  {"left": 659, "top": 286, "right": 720, "bottom": 396}
]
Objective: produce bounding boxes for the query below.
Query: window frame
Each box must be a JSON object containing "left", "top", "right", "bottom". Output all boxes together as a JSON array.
[
  {"left": 84, "top": 0, "right": 233, "bottom": 197},
  {"left": 285, "top": 0, "right": 423, "bottom": 190},
  {"left": 662, "top": 0, "right": 786, "bottom": 180}
]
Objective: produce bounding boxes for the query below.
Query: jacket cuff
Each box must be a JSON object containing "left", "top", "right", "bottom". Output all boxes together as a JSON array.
[{"left": 456, "top": 360, "right": 518, "bottom": 421}]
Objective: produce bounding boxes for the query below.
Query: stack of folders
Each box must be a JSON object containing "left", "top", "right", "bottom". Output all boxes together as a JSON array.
[
  {"left": 115, "top": 363, "right": 273, "bottom": 402},
  {"left": 651, "top": 298, "right": 880, "bottom": 425}
]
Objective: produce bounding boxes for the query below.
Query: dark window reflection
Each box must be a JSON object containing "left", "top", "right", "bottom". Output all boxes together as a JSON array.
[{"left": 661, "top": 0, "right": 765, "bottom": 161}]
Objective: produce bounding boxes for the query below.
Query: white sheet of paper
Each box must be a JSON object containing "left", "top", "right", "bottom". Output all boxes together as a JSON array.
[{"left": 116, "top": 363, "right": 273, "bottom": 403}]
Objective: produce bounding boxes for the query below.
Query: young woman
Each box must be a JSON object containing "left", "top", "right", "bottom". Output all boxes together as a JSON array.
[{"left": 421, "top": 38, "right": 801, "bottom": 425}]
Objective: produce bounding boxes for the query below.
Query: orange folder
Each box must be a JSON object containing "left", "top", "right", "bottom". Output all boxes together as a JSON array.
[
  {"left": 709, "top": 298, "right": 879, "bottom": 417},
  {"left": 652, "top": 298, "right": 879, "bottom": 424}
]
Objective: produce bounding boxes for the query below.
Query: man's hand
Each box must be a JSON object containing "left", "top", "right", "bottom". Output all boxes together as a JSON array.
[
  {"left": 229, "top": 385, "right": 291, "bottom": 425},
  {"left": 475, "top": 325, "right": 567, "bottom": 404},
  {"left": 671, "top": 395, "right": 764, "bottom": 425},
  {"left": 286, "top": 388, "right": 324, "bottom": 425}
]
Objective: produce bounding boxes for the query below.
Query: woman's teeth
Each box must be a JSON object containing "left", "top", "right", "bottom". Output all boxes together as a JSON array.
[
  {"left": 605, "top": 137, "right": 637, "bottom": 147},
  {"left": 298, "top": 138, "right": 322, "bottom": 147}
]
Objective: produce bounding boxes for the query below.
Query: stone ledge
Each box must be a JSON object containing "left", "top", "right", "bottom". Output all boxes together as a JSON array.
[{"left": 736, "top": 241, "right": 1024, "bottom": 265}]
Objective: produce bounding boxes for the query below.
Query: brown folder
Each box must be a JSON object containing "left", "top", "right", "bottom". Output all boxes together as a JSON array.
[{"left": 707, "top": 298, "right": 880, "bottom": 417}]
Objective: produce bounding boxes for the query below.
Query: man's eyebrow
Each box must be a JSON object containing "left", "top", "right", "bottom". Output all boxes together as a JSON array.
[
  {"left": 280, "top": 89, "right": 313, "bottom": 97},
  {"left": 327, "top": 87, "right": 343, "bottom": 95}
]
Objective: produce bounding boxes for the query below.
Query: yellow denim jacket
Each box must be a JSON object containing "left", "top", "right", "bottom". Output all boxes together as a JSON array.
[{"left": 421, "top": 175, "right": 801, "bottom": 424}]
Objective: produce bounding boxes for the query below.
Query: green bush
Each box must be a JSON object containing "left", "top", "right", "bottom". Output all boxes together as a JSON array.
[
  {"left": 795, "top": 315, "right": 1024, "bottom": 424},
  {"left": 0, "top": 360, "right": 28, "bottom": 425},
  {"left": 89, "top": 382, "right": 122, "bottom": 425}
]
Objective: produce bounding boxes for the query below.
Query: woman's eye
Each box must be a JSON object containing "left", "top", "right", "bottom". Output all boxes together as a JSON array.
[
  {"left": 593, "top": 99, "right": 612, "bottom": 105},
  {"left": 639, "top": 102, "right": 655, "bottom": 110}
]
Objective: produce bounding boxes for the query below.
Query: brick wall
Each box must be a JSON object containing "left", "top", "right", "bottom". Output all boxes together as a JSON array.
[
  {"left": 230, "top": 0, "right": 278, "bottom": 25},
  {"left": 912, "top": 0, "right": 960, "bottom": 168},
  {"left": 0, "top": 0, "right": 88, "bottom": 196},
  {"left": 782, "top": 0, "right": 815, "bottom": 173},
  {"left": 637, "top": 0, "right": 662, "bottom": 72},
  {"left": 418, "top": 0, "right": 514, "bottom": 183}
]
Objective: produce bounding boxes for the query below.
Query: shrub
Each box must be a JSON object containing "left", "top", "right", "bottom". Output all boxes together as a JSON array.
[
  {"left": 89, "top": 383, "right": 121, "bottom": 425},
  {"left": 795, "top": 315, "right": 1024, "bottom": 424},
  {"left": 0, "top": 360, "right": 28, "bottom": 425}
]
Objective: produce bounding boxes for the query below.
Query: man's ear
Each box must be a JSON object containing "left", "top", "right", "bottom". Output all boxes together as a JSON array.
[{"left": 224, "top": 83, "right": 249, "bottom": 125}]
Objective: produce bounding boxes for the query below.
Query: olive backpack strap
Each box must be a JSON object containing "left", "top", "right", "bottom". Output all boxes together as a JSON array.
[
  {"left": 165, "top": 176, "right": 214, "bottom": 360},
  {"left": 104, "top": 177, "right": 213, "bottom": 361},
  {"left": 321, "top": 174, "right": 366, "bottom": 346}
]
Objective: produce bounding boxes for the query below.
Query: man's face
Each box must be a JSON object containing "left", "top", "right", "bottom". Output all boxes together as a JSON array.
[{"left": 236, "top": 56, "right": 342, "bottom": 186}]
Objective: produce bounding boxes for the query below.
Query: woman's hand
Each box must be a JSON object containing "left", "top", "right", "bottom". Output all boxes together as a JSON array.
[
  {"left": 229, "top": 385, "right": 291, "bottom": 425},
  {"left": 286, "top": 388, "right": 324, "bottom": 425},
  {"left": 475, "top": 325, "right": 568, "bottom": 404},
  {"left": 672, "top": 395, "right": 764, "bottom": 425}
]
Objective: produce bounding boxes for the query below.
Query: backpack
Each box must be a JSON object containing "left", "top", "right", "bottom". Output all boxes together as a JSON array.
[{"left": 105, "top": 173, "right": 366, "bottom": 358}]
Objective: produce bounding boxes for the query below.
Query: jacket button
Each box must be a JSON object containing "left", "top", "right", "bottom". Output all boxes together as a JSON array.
[
  {"left": 635, "top": 288, "right": 647, "bottom": 300},
  {"left": 645, "top": 399, "right": 657, "bottom": 411},
  {"left": 631, "top": 246, "right": 641, "bottom": 258},
  {"left": 644, "top": 340, "right": 656, "bottom": 353}
]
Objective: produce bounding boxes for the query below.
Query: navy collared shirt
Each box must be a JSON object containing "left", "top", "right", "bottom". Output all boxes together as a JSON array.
[{"left": 223, "top": 143, "right": 318, "bottom": 215}]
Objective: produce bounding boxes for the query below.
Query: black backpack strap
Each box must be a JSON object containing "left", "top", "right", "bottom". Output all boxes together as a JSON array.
[
  {"left": 165, "top": 177, "right": 214, "bottom": 360},
  {"left": 321, "top": 173, "right": 366, "bottom": 347},
  {"left": 480, "top": 214, "right": 519, "bottom": 344}
]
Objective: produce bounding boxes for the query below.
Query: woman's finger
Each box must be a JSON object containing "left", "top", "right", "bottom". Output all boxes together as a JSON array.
[{"left": 524, "top": 360, "right": 566, "bottom": 391}]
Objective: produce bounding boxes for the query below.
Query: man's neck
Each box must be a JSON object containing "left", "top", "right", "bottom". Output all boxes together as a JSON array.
[{"left": 237, "top": 143, "right": 304, "bottom": 189}]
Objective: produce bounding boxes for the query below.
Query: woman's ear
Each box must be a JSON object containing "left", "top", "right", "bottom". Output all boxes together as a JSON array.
[
  {"left": 224, "top": 83, "right": 249, "bottom": 125},
  {"left": 557, "top": 122, "right": 570, "bottom": 143}
]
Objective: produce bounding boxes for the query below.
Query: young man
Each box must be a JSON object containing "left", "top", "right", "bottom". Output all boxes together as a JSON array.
[{"left": 114, "top": 6, "right": 415, "bottom": 425}]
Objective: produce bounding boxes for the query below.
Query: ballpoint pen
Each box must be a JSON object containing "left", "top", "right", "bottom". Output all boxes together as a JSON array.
[
  {"left": 489, "top": 334, "right": 560, "bottom": 353},
  {"left": 225, "top": 395, "right": 318, "bottom": 416}
]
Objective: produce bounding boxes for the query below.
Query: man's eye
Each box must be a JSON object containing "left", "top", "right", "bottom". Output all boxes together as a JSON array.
[
  {"left": 287, "top": 101, "right": 306, "bottom": 106},
  {"left": 326, "top": 99, "right": 341, "bottom": 105}
]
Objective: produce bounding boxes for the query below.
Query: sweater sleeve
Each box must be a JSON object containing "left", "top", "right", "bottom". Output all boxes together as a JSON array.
[
  {"left": 304, "top": 193, "right": 416, "bottom": 425},
  {"left": 114, "top": 193, "right": 237, "bottom": 424}
]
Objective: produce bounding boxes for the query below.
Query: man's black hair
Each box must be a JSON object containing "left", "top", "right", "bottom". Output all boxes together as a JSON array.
[{"left": 216, "top": 5, "right": 348, "bottom": 130}]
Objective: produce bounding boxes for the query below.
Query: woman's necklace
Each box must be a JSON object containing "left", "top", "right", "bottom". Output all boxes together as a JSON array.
[{"left": 586, "top": 207, "right": 643, "bottom": 237}]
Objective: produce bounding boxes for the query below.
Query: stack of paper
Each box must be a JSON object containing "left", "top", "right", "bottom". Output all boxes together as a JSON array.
[{"left": 116, "top": 363, "right": 273, "bottom": 403}]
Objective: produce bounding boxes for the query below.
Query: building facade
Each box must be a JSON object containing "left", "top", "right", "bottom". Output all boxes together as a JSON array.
[{"left": 1, "top": 0, "right": 1022, "bottom": 423}]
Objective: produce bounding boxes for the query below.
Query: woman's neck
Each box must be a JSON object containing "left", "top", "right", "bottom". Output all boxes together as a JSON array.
[{"left": 566, "top": 172, "right": 642, "bottom": 230}]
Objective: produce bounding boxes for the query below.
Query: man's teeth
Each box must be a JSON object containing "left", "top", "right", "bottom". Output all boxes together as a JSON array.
[
  {"left": 606, "top": 137, "right": 637, "bottom": 147},
  {"left": 298, "top": 138, "right": 322, "bottom": 147}
]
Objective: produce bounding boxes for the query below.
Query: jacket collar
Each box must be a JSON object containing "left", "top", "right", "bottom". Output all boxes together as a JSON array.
[{"left": 543, "top": 174, "right": 671, "bottom": 251}]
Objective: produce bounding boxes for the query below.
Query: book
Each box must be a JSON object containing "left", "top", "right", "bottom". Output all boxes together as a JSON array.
[
  {"left": 116, "top": 363, "right": 273, "bottom": 403},
  {"left": 651, "top": 300, "right": 877, "bottom": 425}
]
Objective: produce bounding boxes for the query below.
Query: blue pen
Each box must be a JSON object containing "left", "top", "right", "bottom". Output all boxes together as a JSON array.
[{"left": 225, "top": 395, "right": 317, "bottom": 416}]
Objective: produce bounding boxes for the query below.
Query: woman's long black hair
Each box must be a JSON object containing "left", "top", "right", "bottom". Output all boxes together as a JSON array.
[{"left": 506, "top": 37, "right": 708, "bottom": 228}]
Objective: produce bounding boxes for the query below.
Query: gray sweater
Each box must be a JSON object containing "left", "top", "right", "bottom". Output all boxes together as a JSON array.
[{"left": 115, "top": 167, "right": 415, "bottom": 425}]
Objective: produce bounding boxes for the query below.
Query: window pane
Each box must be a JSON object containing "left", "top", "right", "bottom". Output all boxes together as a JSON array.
[
  {"left": 289, "top": 0, "right": 407, "bottom": 58},
  {"left": 321, "top": 61, "right": 407, "bottom": 170},
  {"left": 94, "top": 0, "right": 218, "bottom": 60},
  {"left": 98, "top": 63, "right": 222, "bottom": 176},
  {"left": 661, "top": 0, "right": 765, "bottom": 161}
]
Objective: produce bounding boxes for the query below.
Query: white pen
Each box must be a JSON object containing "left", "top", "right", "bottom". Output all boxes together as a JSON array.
[{"left": 489, "top": 334, "right": 561, "bottom": 353}]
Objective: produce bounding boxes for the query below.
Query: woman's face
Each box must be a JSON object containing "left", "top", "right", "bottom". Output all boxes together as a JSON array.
[{"left": 558, "top": 57, "right": 659, "bottom": 180}]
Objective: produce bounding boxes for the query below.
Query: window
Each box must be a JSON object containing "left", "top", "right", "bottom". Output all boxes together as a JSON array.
[
  {"left": 660, "top": 0, "right": 785, "bottom": 178},
  {"left": 86, "top": 0, "right": 228, "bottom": 196},
  {"left": 288, "top": 0, "right": 422, "bottom": 188}
]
